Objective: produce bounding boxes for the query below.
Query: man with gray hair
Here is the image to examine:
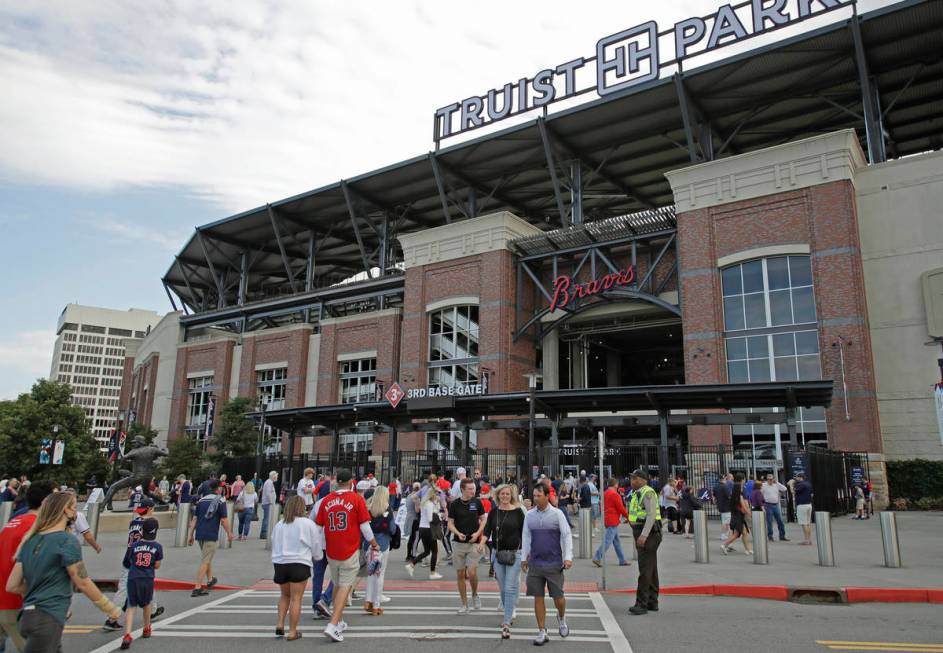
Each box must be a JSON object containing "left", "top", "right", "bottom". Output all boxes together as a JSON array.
[{"left": 260, "top": 471, "right": 278, "bottom": 539}]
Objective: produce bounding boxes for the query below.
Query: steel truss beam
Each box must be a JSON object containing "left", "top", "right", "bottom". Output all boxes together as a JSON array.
[
  {"left": 340, "top": 181, "right": 377, "bottom": 276},
  {"left": 850, "top": 10, "right": 886, "bottom": 163}
]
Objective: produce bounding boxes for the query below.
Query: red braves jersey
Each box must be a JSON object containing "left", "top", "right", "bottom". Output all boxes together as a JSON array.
[{"left": 315, "top": 489, "right": 370, "bottom": 560}]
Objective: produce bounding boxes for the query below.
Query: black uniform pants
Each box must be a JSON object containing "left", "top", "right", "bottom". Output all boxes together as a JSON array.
[{"left": 633, "top": 526, "right": 662, "bottom": 607}]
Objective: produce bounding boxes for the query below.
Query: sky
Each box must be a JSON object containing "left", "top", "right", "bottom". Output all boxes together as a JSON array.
[{"left": 0, "top": 0, "right": 891, "bottom": 400}]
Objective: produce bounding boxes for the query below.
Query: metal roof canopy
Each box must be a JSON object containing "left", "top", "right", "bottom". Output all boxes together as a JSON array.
[
  {"left": 253, "top": 381, "right": 834, "bottom": 435},
  {"left": 164, "top": 0, "right": 942, "bottom": 317}
]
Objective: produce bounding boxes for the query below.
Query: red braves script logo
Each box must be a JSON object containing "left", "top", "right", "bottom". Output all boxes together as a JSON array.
[
  {"left": 385, "top": 382, "right": 405, "bottom": 409},
  {"left": 549, "top": 266, "right": 635, "bottom": 312}
]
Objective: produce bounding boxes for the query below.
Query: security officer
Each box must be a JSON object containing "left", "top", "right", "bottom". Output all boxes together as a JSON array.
[{"left": 628, "top": 468, "right": 662, "bottom": 615}]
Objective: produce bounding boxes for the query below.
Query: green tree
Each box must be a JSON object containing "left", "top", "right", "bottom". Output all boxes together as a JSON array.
[
  {"left": 126, "top": 422, "right": 158, "bottom": 447},
  {"left": 0, "top": 379, "right": 104, "bottom": 487},
  {"left": 157, "top": 435, "right": 207, "bottom": 481},
  {"left": 208, "top": 397, "right": 259, "bottom": 465}
]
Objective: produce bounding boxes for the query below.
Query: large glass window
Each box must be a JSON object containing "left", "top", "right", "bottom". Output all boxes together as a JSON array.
[
  {"left": 186, "top": 376, "right": 213, "bottom": 441},
  {"left": 339, "top": 358, "right": 376, "bottom": 404},
  {"left": 426, "top": 430, "right": 477, "bottom": 451},
  {"left": 721, "top": 255, "right": 826, "bottom": 454},
  {"left": 257, "top": 368, "right": 288, "bottom": 411},
  {"left": 428, "top": 305, "right": 480, "bottom": 389}
]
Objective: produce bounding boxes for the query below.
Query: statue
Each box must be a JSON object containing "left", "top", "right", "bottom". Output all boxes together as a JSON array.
[{"left": 103, "top": 435, "right": 168, "bottom": 511}]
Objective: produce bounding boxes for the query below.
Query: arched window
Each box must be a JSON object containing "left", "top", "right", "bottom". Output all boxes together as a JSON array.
[{"left": 721, "top": 255, "right": 826, "bottom": 452}]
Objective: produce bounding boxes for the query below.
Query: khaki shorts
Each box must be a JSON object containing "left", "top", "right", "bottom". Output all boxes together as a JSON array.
[
  {"left": 451, "top": 541, "right": 480, "bottom": 571},
  {"left": 198, "top": 539, "right": 219, "bottom": 564},
  {"left": 720, "top": 512, "right": 731, "bottom": 526},
  {"left": 856, "top": 499, "right": 865, "bottom": 511},
  {"left": 329, "top": 551, "right": 360, "bottom": 589},
  {"left": 797, "top": 504, "right": 813, "bottom": 525}
]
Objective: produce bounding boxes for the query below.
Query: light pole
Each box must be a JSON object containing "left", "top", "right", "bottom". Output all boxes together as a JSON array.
[
  {"left": 255, "top": 396, "right": 268, "bottom": 484},
  {"left": 524, "top": 372, "right": 542, "bottom": 497}
]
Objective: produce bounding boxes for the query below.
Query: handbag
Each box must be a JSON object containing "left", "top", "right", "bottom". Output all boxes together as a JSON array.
[
  {"left": 234, "top": 495, "right": 245, "bottom": 513},
  {"left": 494, "top": 510, "right": 517, "bottom": 566}
]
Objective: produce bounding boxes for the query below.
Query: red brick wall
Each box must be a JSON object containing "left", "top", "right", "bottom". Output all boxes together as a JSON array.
[
  {"left": 238, "top": 327, "right": 312, "bottom": 408},
  {"left": 677, "top": 182, "right": 882, "bottom": 452},
  {"left": 168, "top": 339, "right": 235, "bottom": 443}
]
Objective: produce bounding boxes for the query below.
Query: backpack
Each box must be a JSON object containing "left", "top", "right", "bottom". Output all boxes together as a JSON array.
[{"left": 201, "top": 495, "right": 221, "bottom": 520}]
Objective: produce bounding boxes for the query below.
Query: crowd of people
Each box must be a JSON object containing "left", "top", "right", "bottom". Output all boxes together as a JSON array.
[{"left": 0, "top": 465, "right": 874, "bottom": 650}]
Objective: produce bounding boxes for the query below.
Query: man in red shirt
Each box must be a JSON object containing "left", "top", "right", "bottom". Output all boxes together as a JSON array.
[
  {"left": 592, "top": 478, "right": 630, "bottom": 567},
  {"left": 315, "top": 468, "right": 378, "bottom": 643},
  {"left": 0, "top": 481, "right": 54, "bottom": 650}
]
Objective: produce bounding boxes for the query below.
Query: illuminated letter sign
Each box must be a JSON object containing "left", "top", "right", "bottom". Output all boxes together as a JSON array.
[
  {"left": 548, "top": 266, "right": 636, "bottom": 313},
  {"left": 433, "top": 0, "right": 852, "bottom": 142}
]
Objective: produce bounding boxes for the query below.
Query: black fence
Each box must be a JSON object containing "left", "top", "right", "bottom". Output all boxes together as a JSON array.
[{"left": 220, "top": 444, "right": 866, "bottom": 517}]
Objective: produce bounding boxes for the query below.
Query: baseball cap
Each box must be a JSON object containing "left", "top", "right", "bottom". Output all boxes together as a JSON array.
[
  {"left": 630, "top": 468, "right": 650, "bottom": 481},
  {"left": 335, "top": 468, "right": 353, "bottom": 483},
  {"left": 367, "top": 473, "right": 375, "bottom": 479},
  {"left": 134, "top": 498, "right": 156, "bottom": 514},
  {"left": 142, "top": 518, "right": 159, "bottom": 539},
  {"left": 356, "top": 480, "right": 371, "bottom": 491},
  {"left": 456, "top": 467, "right": 467, "bottom": 476}
]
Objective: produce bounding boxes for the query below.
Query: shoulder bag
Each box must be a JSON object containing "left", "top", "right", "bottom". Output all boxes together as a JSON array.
[{"left": 494, "top": 510, "right": 517, "bottom": 566}]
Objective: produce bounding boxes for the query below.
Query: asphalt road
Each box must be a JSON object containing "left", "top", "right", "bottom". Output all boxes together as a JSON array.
[{"left": 56, "top": 587, "right": 942, "bottom": 653}]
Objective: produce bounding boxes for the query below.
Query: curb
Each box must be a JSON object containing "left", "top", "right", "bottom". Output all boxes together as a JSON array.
[
  {"left": 607, "top": 584, "right": 943, "bottom": 604},
  {"left": 93, "top": 579, "right": 243, "bottom": 591}
]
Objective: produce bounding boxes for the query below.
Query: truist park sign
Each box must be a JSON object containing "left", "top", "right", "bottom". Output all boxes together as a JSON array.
[
  {"left": 549, "top": 266, "right": 636, "bottom": 313},
  {"left": 434, "top": 0, "right": 852, "bottom": 142}
]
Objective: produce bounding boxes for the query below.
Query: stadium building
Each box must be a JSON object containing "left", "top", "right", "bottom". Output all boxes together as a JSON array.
[{"left": 120, "top": 0, "right": 943, "bottom": 503}]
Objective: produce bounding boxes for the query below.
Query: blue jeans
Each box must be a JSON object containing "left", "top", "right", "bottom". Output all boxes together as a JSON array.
[
  {"left": 260, "top": 504, "right": 271, "bottom": 538},
  {"left": 593, "top": 525, "right": 627, "bottom": 564},
  {"left": 764, "top": 503, "right": 786, "bottom": 539},
  {"left": 492, "top": 550, "right": 521, "bottom": 625},
  {"left": 238, "top": 507, "right": 255, "bottom": 537},
  {"left": 311, "top": 556, "right": 334, "bottom": 608}
]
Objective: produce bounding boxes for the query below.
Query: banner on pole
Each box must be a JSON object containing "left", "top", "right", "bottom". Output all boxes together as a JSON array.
[
  {"left": 39, "top": 439, "right": 53, "bottom": 465},
  {"left": 934, "top": 384, "right": 943, "bottom": 446},
  {"left": 52, "top": 440, "right": 65, "bottom": 465}
]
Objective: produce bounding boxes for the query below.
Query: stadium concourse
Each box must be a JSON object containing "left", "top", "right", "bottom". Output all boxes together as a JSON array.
[{"left": 57, "top": 508, "right": 943, "bottom": 653}]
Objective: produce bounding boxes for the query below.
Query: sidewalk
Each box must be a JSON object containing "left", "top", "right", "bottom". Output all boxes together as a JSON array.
[{"left": 79, "top": 510, "right": 943, "bottom": 596}]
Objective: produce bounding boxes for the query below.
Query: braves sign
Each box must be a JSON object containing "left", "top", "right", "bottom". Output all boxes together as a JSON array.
[{"left": 549, "top": 266, "right": 636, "bottom": 313}]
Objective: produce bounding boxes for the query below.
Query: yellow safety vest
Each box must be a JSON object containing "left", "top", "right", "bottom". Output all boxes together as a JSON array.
[{"left": 628, "top": 485, "right": 662, "bottom": 524}]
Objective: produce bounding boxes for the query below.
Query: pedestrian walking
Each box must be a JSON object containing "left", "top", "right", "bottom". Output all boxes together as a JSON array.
[
  {"left": 109, "top": 499, "right": 164, "bottom": 630},
  {"left": 628, "top": 468, "right": 662, "bottom": 615},
  {"left": 315, "top": 469, "right": 379, "bottom": 643},
  {"left": 761, "top": 475, "right": 789, "bottom": 541},
  {"left": 297, "top": 468, "right": 316, "bottom": 512},
  {"left": 403, "top": 482, "right": 421, "bottom": 565},
  {"left": 593, "top": 478, "right": 631, "bottom": 567},
  {"left": 235, "top": 481, "right": 257, "bottom": 541},
  {"left": 230, "top": 475, "right": 245, "bottom": 501},
  {"left": 363, "top": 487, "right": 398, "bottom": 616},
  {"left": 660, "top": 478, "right": 681, "bottom": 534},
  {"left": 853, "top": 484, "right": 867, "bottom": 519},
  {"left": 119, "top": 518, "right": 162, "bottom": 650},
  {"left": 5, "top": 492, "right": 122, "bottom": 653},
  {"left": 713, "top": 473, "right": 733, "bottom": 541},
  {"left": 272, "top": 495, "right": 322, "bottom": 641},
  {"left": 447, "top": 478, "right": 487, "bottom": 614},
  {"left": 404, "top": 487, "right": 443, "bottom": 580},
  {"left": 678, "top": 485, "right": 701, "bottom": 538},
  {"left": 721, "top": 481, "right": 753, "bottom": 555},
  {"left": 260, "top": 471, "right": 278, "bottom": 539},
  {"left": 789, "top": 473, "right": 814, "bottom": 544},
  {"left": 481, "top": 484, "right": 525, "bottom": 639},
  {"left": 188, "top": 481, "right": 233, "bottom": 596},
  {"left": 521, "top": 483, "right": 573, "bottom": 646}
]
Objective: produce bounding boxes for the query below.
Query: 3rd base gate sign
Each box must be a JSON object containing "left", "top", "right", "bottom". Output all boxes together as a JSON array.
[{"left": 385, "top": 381, "right": 487, "bottom": 408}]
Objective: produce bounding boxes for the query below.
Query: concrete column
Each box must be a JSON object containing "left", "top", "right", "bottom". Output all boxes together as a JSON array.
[
  {"left": 570, "top": 339, "right": 585, "bottom": 389},
  {"left": 606, "top": 348, "right": 621, "bottom": 387},
  {"left": 542, "top": 330, "right": 559, "bottom": 390}
]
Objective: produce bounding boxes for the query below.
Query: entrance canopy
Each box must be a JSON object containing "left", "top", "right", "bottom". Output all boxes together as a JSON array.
[{"left": 255, "top": 381, "right": 833, "bottom": 438}]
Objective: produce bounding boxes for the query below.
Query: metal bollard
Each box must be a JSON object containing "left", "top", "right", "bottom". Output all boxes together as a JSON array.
[
  {"left": 578, "top": 508, "right": 593, "bottom": 559},
  {"left": 752, "top": 510, "right": 769, "bottom": 565},
  {"left": 815, "top": 511, "right": 835, "bottom": 567},
  {"left": 86, "top": 501, "right": 102, "bottom": 544},
  {"left": 0, "top": 501, "right": 13, "bottom": 529},
  {"left": 693, "top": 510, "right": 709, "bottom": 563},
  {"left": 174, "top": 502, "right": 192, "bottom": 547},
  {"left": 264, "top": 503, "right": 282, "bottom": 551},
  {"left": 880, "top": 511, "right": 901, "bottom": 568},
  {"left": 219, "top": 501, "right": 235, "bottom": 548}
]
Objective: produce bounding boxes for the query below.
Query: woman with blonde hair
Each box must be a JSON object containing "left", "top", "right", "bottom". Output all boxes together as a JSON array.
[
  {"left": 271, "top": 495, "right": 322, "bottom": 640},
  {"left": 235, "top": 481, "right": 258, "bottom": 541},
  {"left": 6, "top": 492, "right": 122, "bottom": 653},
  {"left": 480, "top": 484, "right": 526, "bottom": 639},
  {"left": 363, "top": 486, "right": 398, "bottom": 615},
  {"left": 405, "top": 486, "right": 443, "bottom": 580}
]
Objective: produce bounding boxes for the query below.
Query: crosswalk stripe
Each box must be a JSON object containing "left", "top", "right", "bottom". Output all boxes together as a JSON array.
[
  {"left": 204, "top": 607, "right": 601, "bottom": 615},
  {"left": 150, "top": 631, "right": 612, "bottom": 643},
  {"left": 159, "top": 624, "right": 609, "bottom": 635}
]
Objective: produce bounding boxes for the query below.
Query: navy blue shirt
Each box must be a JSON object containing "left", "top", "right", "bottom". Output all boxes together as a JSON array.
[
  {"left": 794, "top": 481, "right": 813, "bottom": 506},
  {"left": 193, "top": 495, "right": 224, "bottom": 541},
  {"left": 123, "top": 540, "right": 163, "bottom": 580}
]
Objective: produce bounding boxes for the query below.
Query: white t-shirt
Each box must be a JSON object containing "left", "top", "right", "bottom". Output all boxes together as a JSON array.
[
  {"left": 450, "top": 478, "right": 463, "bottom": 500},
  {"left": 73, "top": 511, "right": 90, "bottom": 536},
  {"left": 297, "top": 478, "right": 315, "bottom": 505},
  {"left": 419, "top": 501, "right": 437, "bottom": 528},
  {"left": 761, "top": 482, "right": 787, "bottom": 504},
  {"left": 271, "top": 517, "right": 322, "bottom": 566},
  {"left": 239, "top": 491, "right": 258, "bottom": 510}
]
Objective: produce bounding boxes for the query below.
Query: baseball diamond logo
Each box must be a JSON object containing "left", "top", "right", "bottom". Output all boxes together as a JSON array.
[{"left": 385, "top": 382, "right": 405, "bottom": 409}]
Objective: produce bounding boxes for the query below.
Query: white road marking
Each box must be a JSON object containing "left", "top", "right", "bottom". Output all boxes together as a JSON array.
[
  {"left": 151, "top": 631, "right": 611, "bottom": 642},
  {"left": 590, "top": 591, "right": 634, "bottom": 653},
  {"left": 159, "top": 624, "right": 609, "bottom": 635},
  {"left": 204, "top": 607, "right": 601, "bottom": 616},
  {"left": 86, "top": 589, "right": 252, "bottom": 653}
]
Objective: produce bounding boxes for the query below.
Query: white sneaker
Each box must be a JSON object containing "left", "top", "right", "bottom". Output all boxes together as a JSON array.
[
  {"left": 429, "top": 571, "right": 443, "bottom": 579},
  {"left": 338, "top": 621, "right": 348, "bottom": 633},
  {"left": 497, "top": 601, "right": 504, "bottom": 614},
  {"left": 534, "top": 630, "right": 549, "bottom": 646},
  {"left": 405, "top": 563, "right": 415, "bottom": 577},
  {"left": 558, "top": 616, "right": 569, "bottom": 638},
  {"left": 720, "top": 544, "right": 730, "bottom": 555},
  {"left": 512, "top": 608, "right": 517, "bottom": 621},
  {"left": 324, "top": 623, "right": 344, "bottom": 642},
  {"left": 473, "top": 595, "right": 482, "bottom": 611},
  {"left": 380, "top": 595, "right": 391, "bottom": 604},
  {"left": 456, "top": 604, "right": 470, "bottom": 615}
]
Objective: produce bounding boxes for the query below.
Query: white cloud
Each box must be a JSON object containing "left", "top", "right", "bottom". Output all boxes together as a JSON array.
[
  {"left": 0, "top": 0, "right": 890, "bottom": 214},
  {"left": 75, "top": 214, "right": 189, "bottom": 251},
  {"left": 0, "top": 329, "right": 55, "bottom": 400}
]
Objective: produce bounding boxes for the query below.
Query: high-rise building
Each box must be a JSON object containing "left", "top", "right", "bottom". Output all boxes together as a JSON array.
[{"left": 50, "top": 304, "right": 161, "bottom": 448}]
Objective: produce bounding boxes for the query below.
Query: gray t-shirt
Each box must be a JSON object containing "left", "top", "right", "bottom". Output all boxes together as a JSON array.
[{"left": 17, "top": 531, "right": 83, "bottom": 624}]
